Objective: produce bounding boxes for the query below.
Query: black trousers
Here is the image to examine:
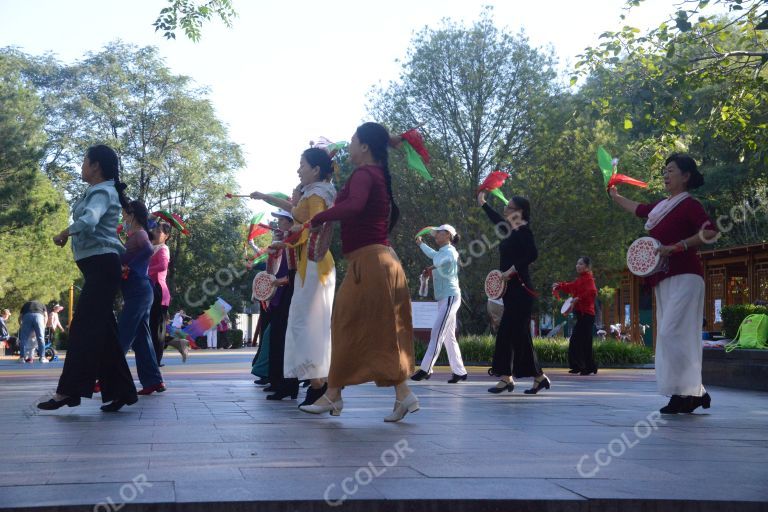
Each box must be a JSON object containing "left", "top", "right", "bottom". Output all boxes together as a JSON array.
[
  {"left": 568, "top": 312, "right": 596, "bottom": 372},
  {"left": 491, "top": 288, "right": 542, "bottom": 379},
  {"left": 57, "top": 253, "right": 137, "bottom": 402},
  {"left": 149, "top": 282, "right": 168, "bottom": 364},
  {"left": 268, "top": 270, "right": 298, "bottom": 391}
]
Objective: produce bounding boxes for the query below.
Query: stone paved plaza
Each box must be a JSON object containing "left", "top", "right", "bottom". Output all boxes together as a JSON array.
[{"left": 0, "top": 349, "right": 767, "bottom": 511}]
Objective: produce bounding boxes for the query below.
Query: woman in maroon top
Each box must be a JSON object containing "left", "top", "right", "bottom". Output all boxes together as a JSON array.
[
  {"left": 553, "top": 257, "right": 598, "bottom": 375},
  {"left": 299, "top": 122, "right": 418, "bottom": 422},
  {"left": 610, "top": 154, "right": 718, "bottom": 414}
]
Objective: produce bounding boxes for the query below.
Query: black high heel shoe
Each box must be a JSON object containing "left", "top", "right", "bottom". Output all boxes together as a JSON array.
[
  {"left": 37, "top": 395, "right": 81, "bottom": 410},
  {"left": 524, "top": 376, "right": 551, "bottom": 395},
  {"left": 487, "top": 380, "right": 514, "bottom": 394},
  {"left": 299, "top": 383, "right": 327, "bottom": 407},
  {"left": 100, "top": 396, "right": 138, "bottom": 412}
]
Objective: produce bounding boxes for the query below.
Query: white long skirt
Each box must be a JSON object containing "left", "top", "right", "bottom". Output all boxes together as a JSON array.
[
  {"left": 654, "top": 274, "right": 706, "bottom": 397},
  {"left": 284, "top": 261, "right": 335, "bottom": 380}
]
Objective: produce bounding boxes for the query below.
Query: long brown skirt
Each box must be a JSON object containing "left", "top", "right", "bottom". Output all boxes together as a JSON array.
[{"left": 328, "top": 244, "right": 414, "bottom": 388}]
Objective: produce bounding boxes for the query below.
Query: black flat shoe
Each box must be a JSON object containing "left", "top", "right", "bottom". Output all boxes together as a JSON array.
[
  {"left": 410, "top": 369, "right": 432, "bottom": 381},
  {"left": 579, "top": 369, "right": 598, "bottom": 376},
  {"left": 266, "top": 388, "right": 298, "bottom": 400},
  {"left": 524, "top": 376, "right": 551, "bottom": 395},
  {"left": 447, "top": 373, "right": 467, "bottom": 383},
  {"left": 487, "top": 381, "right": 514, "bottom": 394},
  {"left": 254, "top": 378, "right": 269, "bottom": 386},
  {"left": 37, "top": 396, "right": 81, "bottom": 410},
  {"left": 100, "top": 396, "right": 138, "bottom": 412},
  {"left": 262, "top": 385, "right": 274, "bottom": 392},
  {"left": 299, "top": 383, "right": 327, "bottom": 407},
  {"left": 568, "top": 369, "right": 580, "bottom": 374},
  {"left": 660, "top": 395, "right": 689, "bottom": 414},
  {"left": 681, "top": 393, "right": 711, "bottom": 413}
]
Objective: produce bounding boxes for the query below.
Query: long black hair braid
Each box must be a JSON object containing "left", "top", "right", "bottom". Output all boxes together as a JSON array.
[
  {"left": 86, "top": 144, "right": 130, "bottom": 208},
  {"left": 355, "top": 122, "right": 400, "bottom": 231}
]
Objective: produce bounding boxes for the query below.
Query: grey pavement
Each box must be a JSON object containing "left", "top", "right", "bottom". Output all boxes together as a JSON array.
[{"left": 0, "top": 349, "right": 767, "bottom": 511}]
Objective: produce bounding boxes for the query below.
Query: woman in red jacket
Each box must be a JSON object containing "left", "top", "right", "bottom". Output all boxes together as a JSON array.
[{"left": 553, "top": 257, "right": 598, "bottom": 375}]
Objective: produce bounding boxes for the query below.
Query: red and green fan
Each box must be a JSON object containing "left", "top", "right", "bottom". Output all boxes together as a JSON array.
[
  {"left": 597, "top": 147, "right": 648, "bottom": 191},
  {"left": 477, "top": 171, "right": 510, "bottom": 205},
  {"left": 152, "top": 210, "right": 190, "bottom": 235},
  {"left": 247, "top": 212, "right": 270, "bottom": 241},
  {"left": 398, "top": 128, "right": 433, "bottom": 181}
]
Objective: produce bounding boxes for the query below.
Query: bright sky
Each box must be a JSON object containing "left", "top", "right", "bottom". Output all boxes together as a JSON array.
[{"left": 0, "top": 0, "right": 673, "bottom": 216}]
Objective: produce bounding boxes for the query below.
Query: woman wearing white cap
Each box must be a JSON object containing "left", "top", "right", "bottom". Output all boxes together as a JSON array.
[{"left": 411, "top": 225, "right": 468, "bottom": 383}]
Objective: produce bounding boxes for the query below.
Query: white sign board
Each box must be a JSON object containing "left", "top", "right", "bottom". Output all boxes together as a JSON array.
[
  {"left": 412, "top": 301, "right": 439, "bottom": 329},
  {"left": 714, "top": 299, "right": 722, "bottom": 323}
]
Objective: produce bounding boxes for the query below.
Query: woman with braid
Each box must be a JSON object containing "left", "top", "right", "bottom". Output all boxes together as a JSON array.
[
  {"left": 299, "top": 122, "right": 418, "bottom": 422},
  {"left": 39, "top": 145, "right": 137, "bottom": 412}
]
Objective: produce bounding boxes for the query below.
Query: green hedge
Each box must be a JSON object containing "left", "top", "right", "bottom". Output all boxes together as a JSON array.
[
  {"left": 721, "top": 304, "right": 768, "bottom": 339},
  {"left": 227, "top": 329, "right": 244, "bottom": 349},
  {"left": 414, "top": 334, "right": 654, "bottom": 367},
  {"left": 56, "top": 331, "right": 69, "bottom": 350}
]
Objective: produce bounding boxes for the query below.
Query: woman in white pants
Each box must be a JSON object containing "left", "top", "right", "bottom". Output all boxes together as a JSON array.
[
  {"left": 411, "top": 224, "right": 467, "bottom": 383},
  {"left": 205, "top": 327, "right": 217, "bottom": 349},
  {"left": 610, "top": 153, "right": 718, "bottom": 414}
]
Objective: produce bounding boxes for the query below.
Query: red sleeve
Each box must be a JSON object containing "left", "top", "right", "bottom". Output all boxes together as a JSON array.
[
  {"left": 148, "top": 245, "right": 170, "bottom": 277},
  {"left": 556, "top": 279, "right": 577, "bottom": 295},
  {"left": 686, "top": 198, "right": 718, "bottom": 234},
  {"left": 635, "top": 199, "right": 662, "bottom": 219},
  {"left": 311, "top": 169, "right": 372, "bottom": 226}
]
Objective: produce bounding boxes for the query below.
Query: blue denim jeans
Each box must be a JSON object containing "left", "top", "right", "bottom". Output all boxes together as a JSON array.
[
  {"left": 19, "top": 313, "right": 45, "bottom": 359},
  {"left": 118, "top": 277, "right": 162, "bottom": 388}
]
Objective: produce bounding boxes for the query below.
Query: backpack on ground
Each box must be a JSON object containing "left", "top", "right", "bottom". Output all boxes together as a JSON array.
[{"left": 725, "top": 314, "right": 768, "bottom": 352}]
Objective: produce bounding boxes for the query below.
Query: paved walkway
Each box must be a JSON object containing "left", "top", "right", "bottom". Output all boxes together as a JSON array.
[{"left": 1, "top": 349, "right": 767, "bottom": 511}]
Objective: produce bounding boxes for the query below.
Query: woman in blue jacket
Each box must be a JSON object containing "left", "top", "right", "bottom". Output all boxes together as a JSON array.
[
  {"left": 38, "top": 145, "right": 138, "bottom": 412},
  {"left": 411, "top": 224, "right": 468, "bottom": 383}
]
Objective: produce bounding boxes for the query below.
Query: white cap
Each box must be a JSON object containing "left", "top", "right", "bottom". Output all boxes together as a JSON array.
[
  {"left": 271, "top": 209, "right": 293, "bottom": 221},
  {"left": 432, "top": 224, "right": 457, "bottom": 238}
]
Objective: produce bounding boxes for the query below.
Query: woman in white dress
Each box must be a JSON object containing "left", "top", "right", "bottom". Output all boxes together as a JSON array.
[{"left": 256, "top": 148, "right": 337, "bottom": 406}]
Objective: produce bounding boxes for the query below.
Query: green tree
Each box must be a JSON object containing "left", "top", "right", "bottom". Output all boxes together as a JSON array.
[
  {"left": 574, "top": 0, "right": 768, "bottom": 247},
  {"left": 154, "top": 0, "right": 237, "bottom": 42},
  {"left": 3, "top": 43, "right": 253, "bottom": 314},
  {"left": 369, "top": 10, "right": 643, "bottom": 332},
  {"left": 0, "top": 55, "right": 78, "bottom": 328}
]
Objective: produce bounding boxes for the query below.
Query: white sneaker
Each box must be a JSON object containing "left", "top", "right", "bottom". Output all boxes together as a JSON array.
[
  {"left": 40, "top": 357, "right": 49, "bottom": 363},
  {"left": 384, "top": 392, "right": 419, "bottom": 422}
]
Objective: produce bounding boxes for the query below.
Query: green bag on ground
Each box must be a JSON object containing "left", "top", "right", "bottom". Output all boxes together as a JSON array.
[{"left": 725, "top": 314, "right": 768, "bottom": 352}]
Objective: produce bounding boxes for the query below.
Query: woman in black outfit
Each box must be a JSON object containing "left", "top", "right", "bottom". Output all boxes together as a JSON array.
[
  {"left": 39, "top": 145, "right": 138, "bottom": 412},
  {"left": 478, "top": 191, "right": 551, "bottom": 395}
]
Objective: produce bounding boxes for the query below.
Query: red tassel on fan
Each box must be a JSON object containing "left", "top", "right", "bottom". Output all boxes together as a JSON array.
[
  {"left": 477, "top": 171, "right": 510, "bottom": 193},
  {"left": 607, "top": 174, "right": 648, "bottom": 189}
]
